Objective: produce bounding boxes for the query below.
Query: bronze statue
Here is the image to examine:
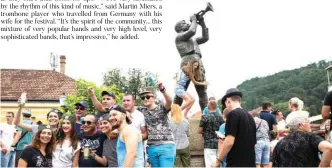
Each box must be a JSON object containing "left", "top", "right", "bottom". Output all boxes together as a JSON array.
[{"left": 173, "top": 3, "right": 213, "bottom": 111}]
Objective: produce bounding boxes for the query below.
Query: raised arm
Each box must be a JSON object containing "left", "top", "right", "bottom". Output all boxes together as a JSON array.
[
  {"left": 176, "top": 15, "right": 198, "bottom": 41},
  {"left": 195, "top": 18, "right": 209, "bottom": 45},
  {"left": 14, "top": 105, "right": 32, "bottom": 132},
  {"left": 157, "top": 81, "right": 172, "bottom": 111},
  {"left": 88, "top": 87, "right": 106, "bottom": 113}
]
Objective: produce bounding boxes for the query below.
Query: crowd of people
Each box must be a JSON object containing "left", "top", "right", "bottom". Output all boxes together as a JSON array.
[{"left": 2, "top": 81, "right": 332, "bottom": 167}]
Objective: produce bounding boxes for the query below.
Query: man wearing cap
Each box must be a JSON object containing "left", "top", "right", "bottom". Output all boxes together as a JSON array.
[
  {"left": 78, "top": 114, "right": 107, "bottom": 167},
  {"left": 136, "top": 82, "right": 175, "bottom": 167},
  {"left": 109, "top": 105, "right": 144, "bottom": 167},
  {"left": 88, "top": 88, "right": 117, "bottom": 119},
  {"left": 74, "top": 101, "right": 89, "bottom": 133},
  {"left": 13, "top": 108, "right": 34, "bottom": 167},
  {"left": 214, "top": 88, "right": 256, "bottom": 167}
]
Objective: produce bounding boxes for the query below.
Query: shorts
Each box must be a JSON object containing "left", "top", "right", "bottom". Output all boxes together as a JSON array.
[
  {"left": 255, "top": 139, "right": 270, "bottom": 165},
  {"left": 175, "top": 85, "right": 185, "bottom": 98}
]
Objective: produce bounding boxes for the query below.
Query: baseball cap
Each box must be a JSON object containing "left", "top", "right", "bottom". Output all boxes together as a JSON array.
[
  {"left": 99, "top": 114, "right": 110, "bottom": 122},
  {"left": 221, "top": 88, "right": 243, "bottom": 106},
  {"left": 102, "top": 91, "right": 116, "bottom": 99},
  {"left": 139, "top": 86, "right": 155, "bottom": 95},
  {"left": 22, "top": 109, "right": 32, "bottom": 115},
  {"left": 108, "top": 105, "right": 131, "bottom": 124},
  {"left": 75, "top": 101, "right": 89, "bottom": 108}
]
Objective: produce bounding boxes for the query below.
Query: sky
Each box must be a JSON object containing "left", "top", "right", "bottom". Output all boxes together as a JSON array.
[{"left": 1, "top": 0, "right": 332, "bottom": 113}]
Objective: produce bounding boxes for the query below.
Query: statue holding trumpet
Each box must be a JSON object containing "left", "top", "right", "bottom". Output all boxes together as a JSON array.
[{"left": 174, "top": 2, "right": 214, "bottom": 111}]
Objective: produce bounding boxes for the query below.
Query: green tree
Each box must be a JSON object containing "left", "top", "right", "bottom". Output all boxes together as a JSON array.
[
  {"left": 61, "top": 78, "right": 124, "bottom": 115},
  {"left": 102, "top": 68, "right": 158, "bottom": 105},
  {"left": 227, "top": 60, "right": 332, "bottom": 117}
]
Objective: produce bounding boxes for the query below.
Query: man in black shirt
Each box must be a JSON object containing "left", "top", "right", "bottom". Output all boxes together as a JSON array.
[
  {"left": 78, "top": 115, "right": 107, "bottom": 167},
  {"left": 214, "top": 88, "right": 256, "bottom": 167},
  {"left": 272, "top": 116, "right": 332, "bottom": 167},
  {"left": 322, "top": 90, "right": 332, "bottom": 120}
]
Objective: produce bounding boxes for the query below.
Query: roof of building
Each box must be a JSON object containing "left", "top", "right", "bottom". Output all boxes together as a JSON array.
[{"left": 1, "top": 69, "right": 76, "bottom": 100}]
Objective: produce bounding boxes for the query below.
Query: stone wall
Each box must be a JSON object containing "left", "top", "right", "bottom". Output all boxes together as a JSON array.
[{"left": 189, "top": 119, "right": 205, "bottom": 167}]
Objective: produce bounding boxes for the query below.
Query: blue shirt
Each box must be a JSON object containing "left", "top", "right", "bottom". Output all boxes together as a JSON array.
[
  {"left": 219, "top": 123, "right": 226, "bottom": 135},
  {"left": 16, "top": 120, "right": 34, "bottom": 150},
  {"left": 259, "top": 111, "right": 277, "bottom": 131},
  {"left": 117, "top": 133, "right": 144, "bottom": 167},
  {"left": 203, "top": 107, "right": 221, "bottom": 115}
]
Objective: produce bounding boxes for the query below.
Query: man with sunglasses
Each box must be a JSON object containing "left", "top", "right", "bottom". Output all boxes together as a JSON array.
[
  {"left": 88, "top": 88, "right": 117, "bottom": 119},
  {"left": 78, "top": 114, "right": 107, "bottom": 167},
  {"left": 136, "top": 82, "right": 175, "bottom": 167},
  {"left": 109, "top": 105, "right": 144, "bottom": 167},
  {"left": 74, "top": 101, "right": 89, "bottom": 133}
]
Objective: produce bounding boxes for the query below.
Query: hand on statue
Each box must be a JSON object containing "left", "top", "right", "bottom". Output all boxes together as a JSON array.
[{"left": 88, "top": 87, "right": 94, "bottom": 97}]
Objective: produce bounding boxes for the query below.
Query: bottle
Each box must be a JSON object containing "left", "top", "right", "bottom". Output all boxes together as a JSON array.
[
  {"left": 83, "top": 144, "right": 90, "bottom": 159},
  {"left": 18, "top": 92, "right": 27, "bottom": 105}
]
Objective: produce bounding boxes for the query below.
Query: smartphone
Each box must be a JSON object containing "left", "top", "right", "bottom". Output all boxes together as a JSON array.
[
  {"left": 215, "top": 131, "right": 225, "bottom": 139},
  {"left": 148, "top": 76, "right": 157, "bottom": 87}
]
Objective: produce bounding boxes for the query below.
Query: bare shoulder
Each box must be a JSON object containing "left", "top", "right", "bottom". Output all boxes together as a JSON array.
[{"left": 124, "top": 125, "right": 140, "bottom": 135}]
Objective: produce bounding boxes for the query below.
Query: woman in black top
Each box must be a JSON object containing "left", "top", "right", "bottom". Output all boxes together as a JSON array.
[{"left": 18, "top": 125, "right": 56, "bottom": 167}]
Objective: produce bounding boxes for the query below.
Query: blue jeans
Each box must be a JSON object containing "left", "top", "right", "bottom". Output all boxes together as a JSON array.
[
  {"left": 147, "top": 144, "right": 176, "bottom": 167},
  {"left": 1, "top": 151, "right": 15, "bottom": 168},
  {"left": 255, "top": 139, "right": 270, "bottom": 165}
]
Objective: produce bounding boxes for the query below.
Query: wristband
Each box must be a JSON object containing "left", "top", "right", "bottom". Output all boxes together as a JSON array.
[
  {"left": 216, "top": 157, "right": 222, "bottom": 162},
  {"left": 160, "top": 87, "right": 166, "bottom": 93}
]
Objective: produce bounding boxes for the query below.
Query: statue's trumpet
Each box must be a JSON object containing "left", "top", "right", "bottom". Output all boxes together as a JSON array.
[{"left": 195, "top": 2, "right": 214, "bottom": 20}]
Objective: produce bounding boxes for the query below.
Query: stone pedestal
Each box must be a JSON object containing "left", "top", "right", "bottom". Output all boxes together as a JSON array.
[{"left": 189, "top": 118, "right": 205, "bottom": 167}]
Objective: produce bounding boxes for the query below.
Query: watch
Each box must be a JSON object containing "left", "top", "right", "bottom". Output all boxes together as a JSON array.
[{"left": 93, "top": 153, "right": 96, "bottom": 158}]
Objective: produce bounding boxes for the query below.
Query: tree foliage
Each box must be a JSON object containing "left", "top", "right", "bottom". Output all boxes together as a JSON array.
[
  {"left": 60, "top": 78, "right": 124, "bottom": 115},
  {"left": 102, "top": 68, "right": 158, "bottom": 105},
  {"left": 233, "top": 60, "right": 331, "bottom": 116}
]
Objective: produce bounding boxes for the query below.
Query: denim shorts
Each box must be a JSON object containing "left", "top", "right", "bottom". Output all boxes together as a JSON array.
[
  {"left": 255, "top": 139, "right": 270, "bottom": 165},
  {"left": 175, "top": 85, "right": 185, "bottom": 97}
]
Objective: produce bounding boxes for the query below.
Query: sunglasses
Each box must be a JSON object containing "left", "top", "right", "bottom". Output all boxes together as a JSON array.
[
  {"left": 75, "top": 106, "right": 85, "bottom": 110},
  {"left": 81, "top": 120, "right": 94, "bottom": 125},
  {"left": 140, "top": 95, "right": 153, "bottom": 100}
]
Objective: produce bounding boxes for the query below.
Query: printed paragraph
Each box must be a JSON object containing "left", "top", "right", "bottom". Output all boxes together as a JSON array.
[{"left": 0, "top": 0, "right": 163, "bottom": 41}]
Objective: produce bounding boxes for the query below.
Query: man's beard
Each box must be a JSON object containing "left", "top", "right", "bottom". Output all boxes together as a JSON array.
[{"left": 111, "top": 119, "right": 123, "bottom": 130}]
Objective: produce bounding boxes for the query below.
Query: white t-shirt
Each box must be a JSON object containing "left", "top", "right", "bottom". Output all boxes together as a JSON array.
[
  {"left": 285, "top": 110, "right": 310, "bottom": 125},
  {"left": 52, "top": 139, "right": 81, "bottom": 167},
  {"left": 277, "top": 119, "right": 286, "bottom": 131},
  {"left": 130, "top": 110, "right": 146, "bottom": 132},
  {"left": 270, "top": 139, "right": 279, "bottom": 153},
  {"left": 0, "top": 123, "right": 16, "bottom": 150}
]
